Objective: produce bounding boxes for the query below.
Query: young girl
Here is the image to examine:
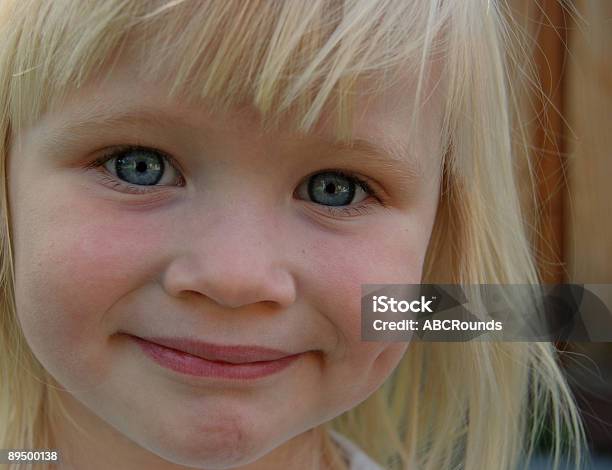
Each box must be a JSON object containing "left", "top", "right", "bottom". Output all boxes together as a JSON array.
[{"left": 0, "top": 1, "right": 587, "bottom": 469}]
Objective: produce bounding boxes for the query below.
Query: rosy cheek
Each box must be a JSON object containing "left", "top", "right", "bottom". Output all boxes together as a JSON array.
[
  {"left": 304, "top": 224, "right": 423, "bottom": 343},
  {"left": 14, "top": 202, "right": 164, "bottom": 357},
  {"left": 300, "top": 227, "right": 417, "bottom": 402}
]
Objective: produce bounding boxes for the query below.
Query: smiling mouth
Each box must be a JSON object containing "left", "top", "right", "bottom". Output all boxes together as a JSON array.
[{"left": 125, "top": 334, "right": 304, "bottom": 380}]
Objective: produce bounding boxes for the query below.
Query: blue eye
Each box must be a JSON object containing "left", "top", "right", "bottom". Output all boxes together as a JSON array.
[
  {"left": 88, "top": 145, "right": 184, "bottom": 194},
  {"left": 87, "top": 146, "right": 382, "bottom": 217},
  {"left": 294, "top": 169, "right": 382, "bottom": 218},
  {"left": 115, "top": 149, "right": 164, "bottom": 185},
  {"left": 306, "top": 171, "right": 367, "bottom": 207}
]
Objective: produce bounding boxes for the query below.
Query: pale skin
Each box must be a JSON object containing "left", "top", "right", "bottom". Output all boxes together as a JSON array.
[{"left": 7, "top": 48, "right": 442, "bottom": 469}]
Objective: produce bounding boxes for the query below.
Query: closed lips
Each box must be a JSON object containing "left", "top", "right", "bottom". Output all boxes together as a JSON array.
[{"left": 130, "top": 335, "right": 299, "bottom": 363}]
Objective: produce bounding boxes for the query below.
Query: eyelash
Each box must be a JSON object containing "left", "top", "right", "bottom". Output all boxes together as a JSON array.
[{"left": 85, "top": 145, "right": 385, "bottom": 218}]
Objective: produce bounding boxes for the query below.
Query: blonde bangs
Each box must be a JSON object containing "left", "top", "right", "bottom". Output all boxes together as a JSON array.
[{"left": 3, "top": 0, "right": 449, "bottom": 140}]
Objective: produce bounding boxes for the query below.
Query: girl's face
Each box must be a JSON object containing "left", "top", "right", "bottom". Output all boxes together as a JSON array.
[{"left": 8, "top": 48, "right": 441, "bottom": 469}]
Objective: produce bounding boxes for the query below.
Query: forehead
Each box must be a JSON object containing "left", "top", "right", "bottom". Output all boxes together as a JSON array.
[
  {"left": 7, "top": 0, "right": 452, "bottom": 162},
  {"left": 22, "top": 39, "right": 443, "bottom": 187}
]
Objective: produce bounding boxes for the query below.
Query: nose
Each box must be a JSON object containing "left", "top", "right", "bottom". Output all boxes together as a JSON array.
[{"left": 160, "top": 209, "right": 297, "bottom": 311}]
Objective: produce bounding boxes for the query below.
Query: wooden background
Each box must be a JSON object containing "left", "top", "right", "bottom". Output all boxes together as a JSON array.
[{"left": 523, "top": 0, "right": 612, "bottom": 453}]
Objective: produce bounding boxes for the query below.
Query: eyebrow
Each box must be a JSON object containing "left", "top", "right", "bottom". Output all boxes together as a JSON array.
[
  {"left": 45, "top": 106, "right": 424, "bottom": 184},
  {"left": 315, "top": 136, "right": 423, "bottom": 183},
  {"left": 44, "top": 107, "right": 202, "bottom": 149}
]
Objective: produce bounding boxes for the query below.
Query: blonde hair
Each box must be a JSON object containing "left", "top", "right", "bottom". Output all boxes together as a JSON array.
[{"left": 0, "top": 1, "right": 587, "bottom": 469}]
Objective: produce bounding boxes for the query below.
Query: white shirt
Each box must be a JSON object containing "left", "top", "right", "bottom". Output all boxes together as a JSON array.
[{"left": 328, "top": 430, "right": 385, "bottom": 470}]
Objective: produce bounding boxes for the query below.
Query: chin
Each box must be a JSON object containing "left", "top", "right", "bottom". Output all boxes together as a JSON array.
[{"left": 139, "top": 412, "right": 276, "bottom": 470}]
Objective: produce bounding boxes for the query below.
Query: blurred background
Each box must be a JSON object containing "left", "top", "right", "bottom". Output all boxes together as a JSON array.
[{"left": 509, "top": 0, "right": 612, "bottom": 468}]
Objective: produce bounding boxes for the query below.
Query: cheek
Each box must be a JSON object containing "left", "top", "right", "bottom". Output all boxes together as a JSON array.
[
  {"left": 306, "top": 220, "right": 426, "bottom": 340},
  {"left": 11, "top": 197, "right": 165, "bottom": 386},
  {"left": 301, "top": 217, "right": 424, "bottom": 404}
]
